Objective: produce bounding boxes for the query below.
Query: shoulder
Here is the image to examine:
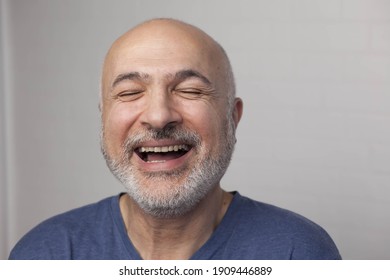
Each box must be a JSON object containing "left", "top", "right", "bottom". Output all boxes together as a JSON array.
[
  {"left": 9, "top": 195, "right": 118, "bottom": 260},
  {"left": 229, "top": 193, "right": 341, "bottom": 259}
]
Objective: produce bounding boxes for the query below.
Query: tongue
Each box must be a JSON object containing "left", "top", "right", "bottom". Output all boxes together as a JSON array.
[{"left": 146, "top": 151, "right": 185, "bottom": 162}]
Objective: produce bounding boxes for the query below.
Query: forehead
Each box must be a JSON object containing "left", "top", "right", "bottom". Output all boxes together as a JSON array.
[
  {"left": 103, "top": 24, "right": 221, "bottom": 88},
  {"left": 112, "top": 40, "right": 209, "bottom": 72}
]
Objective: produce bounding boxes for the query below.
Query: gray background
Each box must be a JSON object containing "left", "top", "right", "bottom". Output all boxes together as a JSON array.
[{"left": 1, "top": 0, "right": 390, "bottom": 260}]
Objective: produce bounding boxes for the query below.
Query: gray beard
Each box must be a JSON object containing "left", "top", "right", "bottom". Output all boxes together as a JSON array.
[{"left": 101, "top": 122, "right": 236, "bottom": 218}]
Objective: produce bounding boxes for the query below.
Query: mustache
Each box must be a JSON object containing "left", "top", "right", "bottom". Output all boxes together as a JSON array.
[{"left": 123, "top": 126, "right": 202, "bottom": 153}]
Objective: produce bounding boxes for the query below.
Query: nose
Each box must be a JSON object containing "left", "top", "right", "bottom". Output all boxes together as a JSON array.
[{"left": 140, "top": 90, "right": 182, "bottom": 130}]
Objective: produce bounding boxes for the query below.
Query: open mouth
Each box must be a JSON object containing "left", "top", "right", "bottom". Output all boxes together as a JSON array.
[{"left": 135, "top": 144, "right": 191, "bottom": 163}]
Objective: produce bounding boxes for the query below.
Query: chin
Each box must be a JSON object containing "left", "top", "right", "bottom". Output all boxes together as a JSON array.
[{"left": 123, "top": 174, "right": 215, "bottom": 218}]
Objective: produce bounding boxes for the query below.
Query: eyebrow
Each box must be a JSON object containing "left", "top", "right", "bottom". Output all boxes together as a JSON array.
[
  {"left": 174, "top": 69, "right": 212, "bottom": 86},
  {"left": 111, "top": 69, "right": 212, "bottom": 89},
  {"left": 111, "top": 72, "right": 150, "bottom": 89}
]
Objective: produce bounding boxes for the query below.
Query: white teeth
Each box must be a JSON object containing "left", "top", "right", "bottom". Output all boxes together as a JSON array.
[{"left": 139, "top": 145, "right": 189, "bottom": 153}]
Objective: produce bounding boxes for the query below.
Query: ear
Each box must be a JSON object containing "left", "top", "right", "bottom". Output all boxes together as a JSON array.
[{"left": 232, "top": 97, "right": 243, "bottom": 129}]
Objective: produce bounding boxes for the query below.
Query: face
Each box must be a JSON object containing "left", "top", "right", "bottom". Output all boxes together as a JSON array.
[{"left": 101, "top": 22, "right": 242, "bottom": 217}]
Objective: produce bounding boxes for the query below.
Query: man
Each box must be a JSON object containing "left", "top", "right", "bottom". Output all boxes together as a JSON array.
[{"left": 9, "top": 19, "right": 341, "bottom": 260}]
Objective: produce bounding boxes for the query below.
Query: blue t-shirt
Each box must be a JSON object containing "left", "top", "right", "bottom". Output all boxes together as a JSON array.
[{"left": 9, "top": 192, "right": 341, "bottom": 259}]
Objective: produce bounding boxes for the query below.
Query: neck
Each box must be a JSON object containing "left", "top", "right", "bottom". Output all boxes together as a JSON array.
[{"left": 119, "top": 186, "right": 233, "bottom": 260}]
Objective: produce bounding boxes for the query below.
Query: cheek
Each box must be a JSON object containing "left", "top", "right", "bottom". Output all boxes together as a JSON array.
[
  {"left": 181, "top": 101, "right": 224, "bottom": 144},
  {"left": 103, "top": 104, "right": 140, "bottom": 152}
]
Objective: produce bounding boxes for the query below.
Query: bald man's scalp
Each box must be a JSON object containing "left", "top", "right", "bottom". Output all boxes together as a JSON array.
[{"left": 100, "top": 18, "right": 235, "bottom": 112}]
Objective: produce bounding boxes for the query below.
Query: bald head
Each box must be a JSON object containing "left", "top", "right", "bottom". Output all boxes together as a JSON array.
[
  {"left": 100, "top": 19, "right": 243, "bottom": 218},
  {"left": 101, "top": 18, "right": 235, "bottom": 111}
]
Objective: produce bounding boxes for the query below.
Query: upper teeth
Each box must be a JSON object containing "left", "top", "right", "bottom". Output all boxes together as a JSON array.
[{"left": 139, "top": 145, "right": 189, "bottom": 153}]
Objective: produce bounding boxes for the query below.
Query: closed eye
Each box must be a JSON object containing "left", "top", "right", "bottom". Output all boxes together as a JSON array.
[
  {"left": 117, "top": 90, "right": 144, "bottom": 102},
  {"left": 175, "top": 88, "right": 206, "bottom": 98},
  {"left": 177, "top": 88, "right": 202, "bottom": 94}
]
